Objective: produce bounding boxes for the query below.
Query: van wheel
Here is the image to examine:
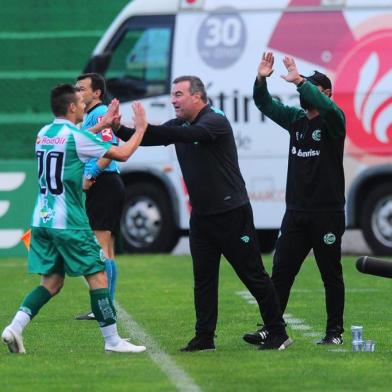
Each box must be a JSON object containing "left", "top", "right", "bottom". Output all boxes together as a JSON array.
[
  {"left": 120, "top": 182, "right": 179, "bottom": 253},
  {"left": 257, "top": 229, "right": 279, "bottom": 254},
  {"left": 361, "top": 184, "right": 392, "bottom": 255}
]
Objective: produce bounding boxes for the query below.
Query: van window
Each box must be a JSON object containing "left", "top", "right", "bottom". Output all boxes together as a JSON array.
[{"left": 104, "top": 15, "right": 174, "bottom": 102}]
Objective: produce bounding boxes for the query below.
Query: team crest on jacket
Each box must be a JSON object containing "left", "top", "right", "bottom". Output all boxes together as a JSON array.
[
  {"left": 312, "top": 130, "right": 322, "bottom": 141},
  {"left": 323, "top": 232, "right": 336, "bottom": 245}
]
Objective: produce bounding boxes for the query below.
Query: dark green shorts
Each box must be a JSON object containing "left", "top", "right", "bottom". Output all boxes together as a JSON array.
[{"left": 28, "top": 227, "right": 106, "bottom": 277}]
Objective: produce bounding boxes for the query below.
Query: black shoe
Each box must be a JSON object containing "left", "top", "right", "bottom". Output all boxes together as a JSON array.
[
  {"left": 259, "top": 333, "right": 293, "bottom": 350},
  {"left": 317, "top": 332, "right": 343, "bottom": 345},
  {"left": 243, "top": 325, "right": 269, "bottom": 345},
  {"left": 180, "top": 336, "right": 215, "bottom": 352},
  {"left": 75, "top": 311, "right": 96, "bottom": 321}
]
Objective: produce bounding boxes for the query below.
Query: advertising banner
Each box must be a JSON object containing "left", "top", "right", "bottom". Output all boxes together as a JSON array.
[{"left": 0, "top": 160, "right": 36, "bottom": 257}]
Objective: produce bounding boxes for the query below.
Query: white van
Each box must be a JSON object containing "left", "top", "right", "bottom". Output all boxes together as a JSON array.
[{"left": 84, "top": 0, "right": 392, "bottom": 254}]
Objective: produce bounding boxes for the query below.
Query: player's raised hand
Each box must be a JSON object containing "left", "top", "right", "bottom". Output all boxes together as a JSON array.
[
  {"left": 110, "top": 110, "right": 122, "bottom": 132},
  {"left": 97, "top": 99, "right": 121, "bottom": 131},
  {"left": 107, "top": 99, "right": 122, "bottom": 129},
  {"left": 257, "top": 52, "right": 275, "bottom": 80},
  {"left": 281, "top": 56, "right": 302, "bottom": 84},
  {"left": 107, "top": 98, "right": 119, "bottom": 115},
  {"left": 132, "top": 101, "right": 148, "bottom": 133}
]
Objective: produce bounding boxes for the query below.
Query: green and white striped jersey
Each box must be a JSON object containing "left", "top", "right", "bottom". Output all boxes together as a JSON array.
[{"left": 31, "top": 118, "right": 111, "bottom": 229}]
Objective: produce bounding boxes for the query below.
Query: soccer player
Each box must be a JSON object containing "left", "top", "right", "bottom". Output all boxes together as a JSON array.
[
  {"left": 1, "top": 84, "right": 147, "bottom": 354},
  {"left": 110, "top": 76, "right": 292, "bottom": 351},
  {"left": 74, "top": 73, "right": 124, "bottom": 321},
  {"left": 244, "top": 52, "right": 346, "bottom": 346}
]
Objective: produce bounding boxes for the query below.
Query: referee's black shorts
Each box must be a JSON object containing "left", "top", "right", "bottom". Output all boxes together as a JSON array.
[{"left": 86, "top": 172, "right": 125, "bottom": 234}]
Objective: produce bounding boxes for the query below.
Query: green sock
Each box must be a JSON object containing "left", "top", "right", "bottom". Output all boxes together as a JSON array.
[
  {"left": 19, "top": 286, "right": 52, "bottom": 318},
  {"left": 90, "top": 288, "right": 117, "bottom": 327}
]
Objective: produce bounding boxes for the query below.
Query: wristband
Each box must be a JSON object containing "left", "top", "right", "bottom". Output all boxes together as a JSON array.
[
  {"left": 297, "top": 78, "right": 306, "bottom": 88},
  {"left": 84, "top": 160, "right": 102, "bottom": 179}
]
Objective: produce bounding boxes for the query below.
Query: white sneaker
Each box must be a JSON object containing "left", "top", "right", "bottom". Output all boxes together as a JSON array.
[
  {"left": 2, "top": 326, "right": 26, "bottom": 354},
  {"left": 105, "top": 339, "right": 146, "bottom": 353}
]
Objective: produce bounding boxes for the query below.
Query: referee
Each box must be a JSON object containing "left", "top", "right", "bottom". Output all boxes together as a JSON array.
[
  {"left": 114, "top": 75, "right": 292, "bottom": 351},
  {"left": 75, "top": 73, "right": 125, "bottom": 320},
  {"left": 244, "top": 52, "right": 346, "bottom": 346}
]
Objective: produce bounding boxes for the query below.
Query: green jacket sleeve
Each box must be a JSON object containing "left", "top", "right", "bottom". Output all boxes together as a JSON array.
[
  {"left": 253, "top": 78, "right": 304, "bottom": 131},
  {"left": 297, "top": 82, "right": 346, "bottom": 138}
]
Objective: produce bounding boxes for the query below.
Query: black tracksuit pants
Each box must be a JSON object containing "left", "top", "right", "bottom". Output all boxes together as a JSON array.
[
  {"left": 189, "top": 203, "right": 285, "bottom": 338},
  {"left": 271, "top": 210, "right": 345, "bottom": 334}
]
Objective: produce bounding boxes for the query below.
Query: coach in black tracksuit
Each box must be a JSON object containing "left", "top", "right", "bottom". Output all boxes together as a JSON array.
[
  {"left": 115, "top": 75, "right": 292, "bottom": 351},
  {"left": 244, "top": 52, "right": 346, "bottom": 346}
]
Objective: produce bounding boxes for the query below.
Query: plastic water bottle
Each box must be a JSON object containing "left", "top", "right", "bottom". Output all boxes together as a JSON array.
[
  {"left": 351, "top": 325, "right": 363, "bottom": 341},
  {"left": 363, "top": 340, "right": 375, "bottom": 352},
  {"left": 351, "top": 325, "right": 363, "bottom": 352},
  {"left": 352, "top": 340, "right": 364, "bottom": 352}
]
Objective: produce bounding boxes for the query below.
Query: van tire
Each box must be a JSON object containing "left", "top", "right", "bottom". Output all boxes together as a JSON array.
[
  {"left": 361, "top": 183, "right": 392, "bottom": 255},
  {"left": 120, "top": 182, "right": 179, "bottom": 253},
  {"left": 257, "top": 229, "right": 279, "bottom": 254}
]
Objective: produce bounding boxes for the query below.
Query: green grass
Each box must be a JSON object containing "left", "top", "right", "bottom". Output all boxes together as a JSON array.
[{"left": 1, "top": 255, "right": 391, "bottom": 391}]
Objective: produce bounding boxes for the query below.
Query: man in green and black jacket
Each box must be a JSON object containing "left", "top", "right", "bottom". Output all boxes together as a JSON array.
[
  {"left": 113, "top": 75, "right": 292, "bottom": 351},
  {"left": 243, "top": 52, "right": 346, "bottom": 346}
]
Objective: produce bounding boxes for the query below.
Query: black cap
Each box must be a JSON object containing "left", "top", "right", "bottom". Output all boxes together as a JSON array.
[{"left": 301, "top": 71, "right": 332, "bottom": 90}]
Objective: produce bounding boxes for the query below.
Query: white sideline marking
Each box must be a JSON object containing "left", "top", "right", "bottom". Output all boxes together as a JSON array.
[
  {"left": 303, "top": 332, "right": 321, "bottom": 337},
  {"left": 236, "top": 291, "right": 323, "bottom": 339},
  {"left": 290, "top": 324, "right": 311, "bottom": 331},
  {"left": 116, "top": 303, "right": 202, "bottom": 392},
  {"left": 284, "top": 313, "right": 320, "bottom": 336},
  {"left": 291, "top": 288, "right": 379, "bottom": 293},
  {"left": 237, "top": 291, "right": 351, "bottom": 352}
]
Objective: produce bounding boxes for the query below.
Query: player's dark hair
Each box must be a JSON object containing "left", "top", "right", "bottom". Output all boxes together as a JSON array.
[
  {"left": 51, "top": 84, "right": 79, "bottom": 116},
  {"left": 76, "top": 72, "right": 106, "bottom": 100},
  {"left": 173, "top": 75, "right": 208, "bottom": 103}
]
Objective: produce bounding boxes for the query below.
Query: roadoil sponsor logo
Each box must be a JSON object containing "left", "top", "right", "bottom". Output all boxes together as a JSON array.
[{"left": 36, "top": 136, "right": 66, "bottom": 145}]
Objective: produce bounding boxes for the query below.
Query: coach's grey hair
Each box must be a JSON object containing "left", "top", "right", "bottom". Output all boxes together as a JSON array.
[{"left": 172, "top": 75, "right": 208, "bottom": 103}]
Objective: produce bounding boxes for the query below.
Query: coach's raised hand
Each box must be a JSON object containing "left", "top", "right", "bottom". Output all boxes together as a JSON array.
[
  {"left": 257, "top": 51, "right": 275, "bottom": 82},
  {"left": 132, "top": 101, "right": 148, "bottom": 134},
  {"left": 281, "top": 56, "right": 303, "bottom": 85}
]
